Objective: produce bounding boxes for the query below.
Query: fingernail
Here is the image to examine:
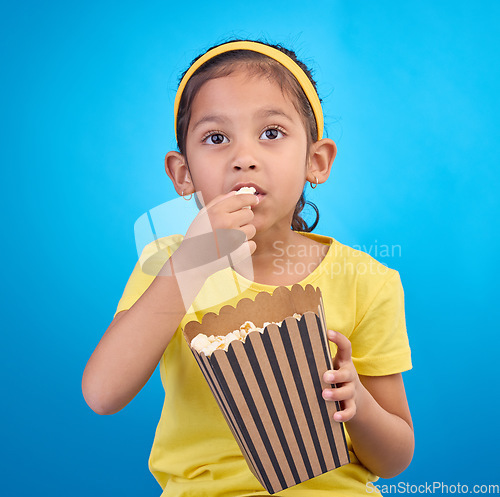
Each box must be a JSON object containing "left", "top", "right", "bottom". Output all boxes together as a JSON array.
[{"left": 324, "top": 373, "right": 335, "bottom": 383}]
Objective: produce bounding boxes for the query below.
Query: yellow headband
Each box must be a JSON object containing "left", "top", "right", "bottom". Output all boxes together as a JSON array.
[{"left": 173, "top": 40, "right": 324, "bottom": 142}]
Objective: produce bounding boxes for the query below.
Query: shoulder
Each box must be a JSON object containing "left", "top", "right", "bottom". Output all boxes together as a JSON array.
[
  {"left": 330, "top": 237, "right": 396, "bottom": 277},
  {"left": 307, "top": 232, "right": 403, "bottom": 304},
  {"left": 113, "top": 234, "right": 186, "bottom": 318},
  {"left": 139, "top": 234, "right": 184, "bottom": 276},
  {"left": 302, "top": 231, "right": 397, "bottom": 278}
]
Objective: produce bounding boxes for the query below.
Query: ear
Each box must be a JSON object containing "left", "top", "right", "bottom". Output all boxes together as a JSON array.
[
  {"left": 306, "top": 138, "right": 337, "bottom": 185},
  {"left": 164, "top": 151, "right": 193, "bottom": 195}
]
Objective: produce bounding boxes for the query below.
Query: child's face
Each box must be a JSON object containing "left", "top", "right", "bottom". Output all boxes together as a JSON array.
[{"left": 184, "top": 69, "right": 312, "bottom": 234}]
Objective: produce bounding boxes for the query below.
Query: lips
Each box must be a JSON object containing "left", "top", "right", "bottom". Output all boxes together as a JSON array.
[{"left": 232, "top": 182, "right": 266, "bottom": 199}]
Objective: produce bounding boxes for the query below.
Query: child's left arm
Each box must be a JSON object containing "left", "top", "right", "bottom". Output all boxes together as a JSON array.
[{"left": 322, "top": 330, "right": 414, "bottom": 479}]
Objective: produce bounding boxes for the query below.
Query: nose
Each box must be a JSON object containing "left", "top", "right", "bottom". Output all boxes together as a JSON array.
[
  {"left": 230, "top": 138, "right": 258, "bottom": 171},
  {"left": 233, "top": 162, "right": 257, "bottom": 171}
]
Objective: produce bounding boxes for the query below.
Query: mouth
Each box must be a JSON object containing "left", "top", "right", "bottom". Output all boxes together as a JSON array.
[{"left": 232, "top": 182, "right": 266, "bottom": 201}]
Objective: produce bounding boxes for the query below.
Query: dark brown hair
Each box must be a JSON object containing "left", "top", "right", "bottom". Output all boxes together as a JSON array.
[{"left": 176, "top": 39, "right": 321, "bottom": 232}]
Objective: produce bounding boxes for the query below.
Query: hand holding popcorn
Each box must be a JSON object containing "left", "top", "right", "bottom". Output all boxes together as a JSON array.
[{"left": 322, "top": 330, "right": 362, "bottom": 423}]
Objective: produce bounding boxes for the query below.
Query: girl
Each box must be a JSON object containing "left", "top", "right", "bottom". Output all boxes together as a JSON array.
[{"left": 82, "top": 39, "right": 413, "bottom": 496}]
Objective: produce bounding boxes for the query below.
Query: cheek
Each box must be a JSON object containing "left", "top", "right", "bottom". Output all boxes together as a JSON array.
[
  {"left": 187, "top": 163, "right": 222, "bottom": 199},
  {"left": 277, "top": 145, "right": 309, "bottom": 179}
]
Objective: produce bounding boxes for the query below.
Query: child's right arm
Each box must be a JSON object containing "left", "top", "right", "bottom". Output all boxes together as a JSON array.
[{"left": 82, "top": 192, "right": 258, "bottom": 415}]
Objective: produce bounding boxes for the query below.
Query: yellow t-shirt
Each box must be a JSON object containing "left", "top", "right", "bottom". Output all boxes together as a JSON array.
[{"left": 114, "top": 232, "right": 412, "bottom": 496}]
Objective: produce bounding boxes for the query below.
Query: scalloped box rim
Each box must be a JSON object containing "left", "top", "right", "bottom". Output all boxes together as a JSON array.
[{"left": 183, "top": 284, "right": 323, "bottom": 345}]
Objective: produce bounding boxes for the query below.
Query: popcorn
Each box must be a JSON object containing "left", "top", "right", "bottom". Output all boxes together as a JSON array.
[
  {"left": 235, "top": 186, "right": 256, "bottom": 195},
  {"left": 190, "top": 333, "right": 212, "bottom": 352},
  {"left": 235, "top": 186, "right": 256, "bottom": 209},
  {"left": 190, "top": 313, "right": 302, "bottom": 356}
]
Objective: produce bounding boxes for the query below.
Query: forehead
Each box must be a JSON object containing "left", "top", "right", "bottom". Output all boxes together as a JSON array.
[{"left": 190, "top": 69, "right": 300, "bottom": 117}]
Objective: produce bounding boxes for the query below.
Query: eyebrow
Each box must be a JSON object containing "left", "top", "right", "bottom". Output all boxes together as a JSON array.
[
  {"left": 191, "top": 114, "right": 229, "bottom": 131},
  {"left": 191, "top": 107, "right": 294, "bottom": 131},
  {"left": 255, "top": 107, "right": 294, "bottom": 121}
]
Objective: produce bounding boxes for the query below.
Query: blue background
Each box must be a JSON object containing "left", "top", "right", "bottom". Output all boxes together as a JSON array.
[{"left": 2, "top": 1, "right": 499, "bottom": 495}]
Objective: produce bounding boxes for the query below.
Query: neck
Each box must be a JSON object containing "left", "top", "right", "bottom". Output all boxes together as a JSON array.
[
  {"left": 254, "top": 222, "right": 300, "bottom": 254},
  {"left": 248, "top": 227, "right": 317, "bottom": 285},
  {"left": 232, "top": 223, "right": 328, "bottom": 286}
]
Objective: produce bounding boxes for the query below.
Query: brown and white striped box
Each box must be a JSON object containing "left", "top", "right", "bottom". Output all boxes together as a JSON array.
[{"left": 183, "top": 284, "right": 350, "bottom": 494}]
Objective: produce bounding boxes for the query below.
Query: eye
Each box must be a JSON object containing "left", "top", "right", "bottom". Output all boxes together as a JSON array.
[
  {"left": 203, "top": 132, "right": 229, "bottom": 145},
  {"left": 260, "top": 127, "right": 285, "bottom": 140}
]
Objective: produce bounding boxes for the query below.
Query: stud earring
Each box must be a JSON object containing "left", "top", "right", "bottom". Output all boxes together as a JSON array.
[{"left": 310, "top": 176, "right": 319, "bottom": 189}]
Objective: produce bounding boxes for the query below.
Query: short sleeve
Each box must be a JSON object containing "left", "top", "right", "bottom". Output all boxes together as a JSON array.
[
  {"left": 113, "top": 234, "right": 185, "bottom": 318},
  {"left": 350, "top": 271, "right": 412, "bottom": 376},
  {"left": 113, "top": 260, "right": 156, "bottom": 318}
]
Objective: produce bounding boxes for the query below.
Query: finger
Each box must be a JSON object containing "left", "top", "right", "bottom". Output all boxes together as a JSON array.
[
  {"left": 226, "top": 206, "right": 255, "bottom": 228},
  {"left": 229, "top": 240, "right": 256, "bottom": 266},
  {"left": 327, "top": 330, "right": 352, "bottom": 365},
  {"left": 199, "top": 191, "right": 259, "bottom": 212},
  {"left": 206, "top": 204, "right": 254, "bottom": 232},
  {"left": 322, "top": 384, "right": 354, "bottom": 403},
  {"left": 211, "top": 212, "right": 255, "bottom": 236},
  {"left": 204, "top": 191, "right": 239, "bottom": 209},
  {"left": 247, "top": 240, "right": 257, "bottom": 255},
  {"left": 207, "top": 197, "right": 258, "bottom": 225},
  {"left": 323, "top": 368, "right": 354, "bottom": 385},
  {"left": 223, "top": 192, "right": 259, "bottom": 212},
  {"left": 333, "top": 398, "right": 356, "bottom": 423},
  {"left": 239, "top": 223, "right": 256, "bottom": 242}
]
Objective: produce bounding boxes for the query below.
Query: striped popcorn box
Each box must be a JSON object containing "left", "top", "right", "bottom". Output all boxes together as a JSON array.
[{"left": 183, "top": 284, "right": 350, "bottom": 494}]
